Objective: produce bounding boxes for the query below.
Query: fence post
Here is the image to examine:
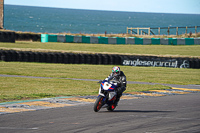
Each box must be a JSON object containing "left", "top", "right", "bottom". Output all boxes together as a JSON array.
[
  {"left": 186, "top": 26, "right": 187, "bottom": 35},
  {"left": 195, "top": 26, "right": 197, "bottom": 36},
  {"left": 0, "top": 0, "right": 4, "bottom": 29},
  {"left": 176, "top": 27, "right": 178, "bottom": 36},
  {"left": 148, "top": 27, "right": 151, "bottom": 35},
  {"left": 167, "top": 27, "right": 170, "bottom": 35},
  {"left": 137, "top": 28, "right": 139, "bottom": 35},
  {"left": 130, "top": 28, "right": 132, "bottom": 34},
  {"left": 158, "top": 27, "right": 160, "bottom": 35}
]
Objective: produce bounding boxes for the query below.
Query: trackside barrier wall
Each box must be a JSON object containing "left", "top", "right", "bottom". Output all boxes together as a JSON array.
[
  {"left": 66, "top": 35, "right": 74, "bottom": 43},
  {"left": 126, "top": 37, "right": 135, "bottom": 44},
  {"left": 143, "top": 38, "right": 151, "bottom": 45},
  {"left": 151, "top": 38, "right": 160, "bottom": 45},
  {"left": 108, "top": 37, "right": 116, "bottom": 44},
  {"left": 177, "top": 38, "right": 185, "bottom": 45},
  {"left": 90, "top": 36, "right": 98, "bottom": 44},
  {"left": 41, "top": 34, "right": 48, "bottom": 42},
  {"left": 168, "top": 38, "right": 177, "bottom": 45},
  {"left": 195, "top": 38, "right": 200, "bottom": 44},
  {"left": 160, "top": 38, "right": 168, "bottom": 45},
  {"left": 48, "top": 35, "right": 57, "bottom": 42},
  {"left": 41, "top": 34, "right": 200, "bottom": 45},
  {"left": 0, "top": 50, "right": 199, "bottom": 69},
  {"left": 15, "top": 33, "right": 41, "bottom": 41},
  {"left": 82, "top": 36, "right": 90, "bottom": 43},
  {"left": 135, "top": 38, "right": 143, "bottom": 44},
  {"left": 98, "top": 36, "right": 108, "bottom": 44},
  {"left": 117, "top": 37, "right": 126, "bottom": 44},
  {"left": 185, "top": 38, "right": 194, "bottom": 45},
  {"left": 0, "top": 32, "right": 15, "bottom": 43}
]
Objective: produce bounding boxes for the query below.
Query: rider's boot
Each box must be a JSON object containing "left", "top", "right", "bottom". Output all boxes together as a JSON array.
[
  {"left": 115, "top": 93, "right": 122, "bottom": 106},
  {"left": 115, "top": 87, "right": 126, "bottom": 106}
]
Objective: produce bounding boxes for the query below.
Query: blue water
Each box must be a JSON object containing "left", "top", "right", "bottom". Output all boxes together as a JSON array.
[{"left": 4, "top": 5, "right": 200, "bottom": 35}]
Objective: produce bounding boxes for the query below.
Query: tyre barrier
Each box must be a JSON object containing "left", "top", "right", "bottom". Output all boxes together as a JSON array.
[
  {"left": 0, "top": 32, "right": 15, "bottom": 43},
  {"left": 15, "top": 33, "right": 41, "bottom": 41},
  {"left": 0, "top": 50, "right": 199, "bottom": 69},
  {"left": 0, "top": 32, "right": 41, "bottom": 42}
]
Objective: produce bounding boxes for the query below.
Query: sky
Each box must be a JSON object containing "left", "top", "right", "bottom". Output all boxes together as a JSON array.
[{"left": 4, "top": 0, "right": 200, "bottom": 14}]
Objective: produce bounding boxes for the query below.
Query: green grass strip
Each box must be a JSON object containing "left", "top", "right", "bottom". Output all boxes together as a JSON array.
[
  {"left": 0, "top": 41, "right": 200, "bottom": 57},
  {"left": 0, "top": 62, "right": 199, "bottom": 103}
]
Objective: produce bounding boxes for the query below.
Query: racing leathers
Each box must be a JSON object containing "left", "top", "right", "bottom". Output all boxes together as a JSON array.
[{"left": 105, "top": 71, "right": 127, "bottom": 103}]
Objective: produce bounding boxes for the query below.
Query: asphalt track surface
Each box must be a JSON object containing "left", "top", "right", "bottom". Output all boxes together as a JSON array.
[
  {"left": 0, "top": 93, "right": 199, "bottom": 133},
  {"left": 0, "top": 74, "right": 200, "bottom": 132}
]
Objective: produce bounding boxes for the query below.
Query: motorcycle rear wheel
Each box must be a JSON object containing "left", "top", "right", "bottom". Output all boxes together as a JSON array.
[
  {"left": 107, "top": 103, "right": 116, "bottom": 111},
  {"left": 94, "top": 96, "right": 104, "bottom": 112}
]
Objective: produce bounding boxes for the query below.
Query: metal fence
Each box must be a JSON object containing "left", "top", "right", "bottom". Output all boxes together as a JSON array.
[{"left": 127, "top": 26, "right": 200, "bottom": 36}]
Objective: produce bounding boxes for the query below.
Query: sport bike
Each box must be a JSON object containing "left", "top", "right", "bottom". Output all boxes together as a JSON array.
[{"left": 94, "top": 80, "right": 118, "bottom": 112}]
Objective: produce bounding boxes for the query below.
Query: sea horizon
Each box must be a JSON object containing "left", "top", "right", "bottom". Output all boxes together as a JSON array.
[
  {"left": 4, "top": 4, "right": 200, "bottom": 34},
  {"left": 5, "top": 4, "right": 200, "bottom": 15}
]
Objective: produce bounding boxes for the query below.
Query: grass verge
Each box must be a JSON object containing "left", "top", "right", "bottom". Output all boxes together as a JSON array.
[
  {"left": 0, "top": 76, "right": 170, "bottom": 103},
  {"left": 0, "top": 41, "right": 200, "bottom": 57},
  {"left": 0, "top": 62, "right": 199, "bottom": 103},
  {"left": 0, "top": 62, "right": 199, "bottom": 85}
]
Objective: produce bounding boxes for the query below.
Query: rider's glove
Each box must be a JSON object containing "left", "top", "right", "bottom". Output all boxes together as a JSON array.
[
  {"left": 114, "top": 82, "right": 118, "bottom": 86},
  {"left": 98, "top": 80, "right": 103, "bottom": 84}
]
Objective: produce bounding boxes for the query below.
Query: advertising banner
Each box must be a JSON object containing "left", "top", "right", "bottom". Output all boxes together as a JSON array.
[{"left": 122, "top": 57, "right": 190, "bottom": 68}]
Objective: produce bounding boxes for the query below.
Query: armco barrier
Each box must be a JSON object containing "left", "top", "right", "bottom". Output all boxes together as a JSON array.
[
  {"left": 0, "top": 50, "right": 199, "bottom": 69},
  {"left": 41, "top": 34, "right": 200, "bottom": 45}
]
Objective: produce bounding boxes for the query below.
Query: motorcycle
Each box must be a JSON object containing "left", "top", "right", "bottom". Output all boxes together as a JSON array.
[{"left": 94, "top": 79, "right": 119, "bottom": 112}]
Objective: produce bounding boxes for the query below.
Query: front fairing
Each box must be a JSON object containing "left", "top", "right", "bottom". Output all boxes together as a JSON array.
[
  {"left": 101, "top": 80, "right": 118, "bottom": 91},
  {"left": 98, "top": 80, "right": 117, "bottom": 103}
]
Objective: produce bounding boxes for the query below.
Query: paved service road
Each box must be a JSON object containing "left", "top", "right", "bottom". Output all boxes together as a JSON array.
[{"left": 0, "top": 93, "right": 199, "bottom": 133}]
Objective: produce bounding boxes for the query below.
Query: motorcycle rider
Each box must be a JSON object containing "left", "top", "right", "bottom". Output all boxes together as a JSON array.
[{"left": 104, "top": 66, "right": 127, "bottom": 104}]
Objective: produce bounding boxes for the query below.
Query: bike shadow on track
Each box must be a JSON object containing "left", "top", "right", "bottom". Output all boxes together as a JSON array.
[{"left": 98, "top": 110, "right": 175, "bottom": 113}]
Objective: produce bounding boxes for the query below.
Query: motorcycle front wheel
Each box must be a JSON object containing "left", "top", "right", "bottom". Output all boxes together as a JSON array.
[{"left": 94, "top": 96, "right": 104, "bottom": 112}]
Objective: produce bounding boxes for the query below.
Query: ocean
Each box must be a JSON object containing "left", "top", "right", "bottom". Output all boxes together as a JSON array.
[{"left": 4, "top": 5, "right": 200, "bottom": 35}]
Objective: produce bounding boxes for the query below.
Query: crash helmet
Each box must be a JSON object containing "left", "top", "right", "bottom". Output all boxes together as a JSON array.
[{"left": 112, "top": 66, "right": 120, "bottom": 76}]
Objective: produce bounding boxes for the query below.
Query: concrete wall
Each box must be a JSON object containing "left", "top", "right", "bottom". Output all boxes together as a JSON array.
[
  {"left": 41, "top": 34, "right": 200, "bottom": 45},
  {"left": 0, "top": 0, "right": 4, "bottom": 29}
]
